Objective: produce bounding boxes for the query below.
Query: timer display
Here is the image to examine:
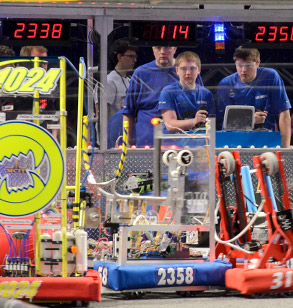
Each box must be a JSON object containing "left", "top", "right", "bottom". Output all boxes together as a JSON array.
[
  {"left": 1, "top": 19, "right": 70, "bottom": 45},
  {"left": 246, "top": 23, "right": 293, "bottom": 44},
  {"left": 130, "top": 21, "right": 196, "bottom": 46}
]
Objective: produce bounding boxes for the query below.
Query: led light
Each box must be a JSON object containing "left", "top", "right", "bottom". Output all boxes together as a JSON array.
[
  {"left": 215, "top": 33, "right": 225, "bottom": 42},
  {"left": 215, "top": 42, "right": 225, "bottom": 51},
  {"left": 214, "top": 23, "right": 224, "bottom": 33},
  {"left": 214, "top": 23, "right": 225, "bottom": 42},
  {"left": 144, "top": 145, "right": 150, "bottom": 149},
  {"left": 214, "top": 23, "right": 225, "bottom": 51},
  {"left": 131, "top": 145, "right": 137, "bottom": 149},
  {"left": 151, "top": 117, "right": 161, "bottom": 125}
]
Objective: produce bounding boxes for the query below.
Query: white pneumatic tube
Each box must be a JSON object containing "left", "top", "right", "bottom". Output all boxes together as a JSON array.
[
  {"left": 75, "top": 229, "right": 88, "bottom": 273},
  {"left": 52, "top": 230, "right": 62, "bottom": 275},
  {"left": 40, "top": 232, "right": 52, "bottom": 276},
  {"left": 67, "top": 231, "right": 75, "bottom": 275}
]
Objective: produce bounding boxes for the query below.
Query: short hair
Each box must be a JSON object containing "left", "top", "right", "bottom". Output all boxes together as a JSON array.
[
  {"left": 109, "top": 39, "right": 138, "bottom": 66},
  {"left": 233, "top": 47, "right": 260, "bottom": 62},
  {"left": 0, "top": 45, "right": 15, "bottom": 57},
  {"left": 175, "top": 51, "right": 201, "bottom": 67},
  {"left": 20, "top": 46, "right": 48, "bottom": 57}
]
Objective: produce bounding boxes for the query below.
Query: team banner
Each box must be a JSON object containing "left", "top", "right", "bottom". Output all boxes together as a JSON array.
[
  {"left": 0, "top": 65, "right": 62, "bottom": 95},
  {"left": 0, "top": 121, "right": 64, "bottom": 216},
  {"left": 94, "top": 260, "right": 231, "bottom": 291},
  {"left": 0, "top": 270, "right": 101, "bottom": 301},
  {"left": 226, "top": 268, "right": 293, "bottom": 294}
]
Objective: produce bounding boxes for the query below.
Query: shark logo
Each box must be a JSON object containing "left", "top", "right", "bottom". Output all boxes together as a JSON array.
[
  {"left": 0, "top": 121, "right": 64, "bottom": 216},
  {"left": 1, "top": 151, "right": 50, "bottom": 195}
]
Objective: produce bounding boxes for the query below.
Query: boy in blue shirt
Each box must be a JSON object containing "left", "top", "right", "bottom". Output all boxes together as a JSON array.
[
  {"left": 123, "top": 47, "right": 203, "bottom": 147},
  {"left": 217, "top": 47, "right": 291, "bottom": 148},
  {"left": 158, "top": 51, "right": 215, "bottom": 132}
]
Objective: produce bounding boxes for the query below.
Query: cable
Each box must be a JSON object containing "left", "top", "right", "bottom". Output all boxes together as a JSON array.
[
  {"left": 0, "top": 224, "right": 16, "bottom": 260},
  {"left": 61, "top": 57, "right": 86, "bottom": 80},
  {"left": 214, "top": 198, "right": 265, "bottom": 255}
]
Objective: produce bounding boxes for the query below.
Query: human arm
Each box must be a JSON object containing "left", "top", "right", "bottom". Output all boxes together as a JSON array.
[
  {"left": 161, "top": 109, "right": 208, "bottom": 132},
  {"left": 279, "top": 109, "right": 291, "bottom": 148},
  {"left": 267, "top": 69, "right": 291, "bottom": 146}
]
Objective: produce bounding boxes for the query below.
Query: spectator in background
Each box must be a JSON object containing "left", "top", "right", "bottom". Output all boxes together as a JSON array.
[
  {"left": 18, "top": 45, "right": 59, "bottom": 139},
  {"left": 20, "top": 45, "right": 48, "bottom": 70},
  {"left": 107, "top": 39, "right": 138, "bottom": 121},
  {"left": 217, "top": 47, "right": 291, "bottom": 148},
  {"left": 0, "top": 45, "right": 15, "bottom": 68},
  {"left": 0, "top": 45, "right": 16, "bottom": 121},
  {"left": 123, "top": 46, "right": 203, "bottom": 148},
  {"left": 106, "top": 40, "right": 138, "bottom": 148},
  {"left": 158, "top": 51, "right": 215, "bottom": 132}
]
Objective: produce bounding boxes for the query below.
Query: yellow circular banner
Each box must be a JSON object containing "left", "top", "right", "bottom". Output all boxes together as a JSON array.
[{"left": 0, "top": 121, "right": 64, "bottom": 216}]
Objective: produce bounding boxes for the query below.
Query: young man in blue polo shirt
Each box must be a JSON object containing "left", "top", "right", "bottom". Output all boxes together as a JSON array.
[
  {"left": 123, "top": 47, "right": 203, "bottom": 148},
  {"left": 158, "top": 51, "right": 215, "bottom": 132},
  {"left": 217, "top": 47, "right": 291, "bottom": 148}
]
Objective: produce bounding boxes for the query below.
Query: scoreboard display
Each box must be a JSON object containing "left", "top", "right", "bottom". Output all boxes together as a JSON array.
[
  {"left": 245, "top": 23, "right": 293, "bottom": 44},
  {"left": 0, "top": 19, "right": 71, "bottom": 45}
]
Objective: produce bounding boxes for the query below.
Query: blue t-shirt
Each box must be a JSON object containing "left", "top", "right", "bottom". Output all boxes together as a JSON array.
[
  {"left": 123, "top": 60, "right": 203, "bottom": 147},
  {"left": 217, "top": 67, "right": 291, "bottom": 131},
  {"left": 158, "top": 81, "right": 215, "bottom": 125}
]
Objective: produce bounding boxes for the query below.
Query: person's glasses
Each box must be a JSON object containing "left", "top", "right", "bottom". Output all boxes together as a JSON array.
[
  {"left": 153, "top": 47, "right": 174, "bottom": 51},
  {"left": 235, "top": 62, "right": 256, "bottom": 69},
  {"left": 123, "top": 54, "right": 137, "bottom": 59},
  {"left": 178, "top": 66, "right": 198, "bottom": 72}
]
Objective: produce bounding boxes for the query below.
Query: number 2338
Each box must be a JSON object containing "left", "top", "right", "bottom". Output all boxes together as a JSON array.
[{"left": 0, "top": 66, "right": 62, "bottom": 94}]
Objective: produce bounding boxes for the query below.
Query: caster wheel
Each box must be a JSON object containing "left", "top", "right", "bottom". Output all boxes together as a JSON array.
[
  {"left": 218, "top": 151, "right": 235, "bottom": 175},
  {"left": 123, "top": 291, "right": 145, "bottom": 299},
  {"left": 260, "top": 152, "right": 279, "bottom": 176},
  {"left": 162, "top": 150, "right": 177, "bottom": 166},
  {"left": 177, "top": 150, "right": 193, "bottom": 167}
]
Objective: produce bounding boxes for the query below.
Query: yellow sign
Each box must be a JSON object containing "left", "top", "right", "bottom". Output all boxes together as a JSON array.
[
  {"left": 0, "top": 121, "right": 64, "bottom": 216},
  {"left": 0, "top": 65, "right": 62, "bottom": 95},
  {"left": 0, "top": 281, "right": 42, "bottom": 299}
]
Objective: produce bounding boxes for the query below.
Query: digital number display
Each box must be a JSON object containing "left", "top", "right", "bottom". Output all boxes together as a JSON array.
[
  {"left": 130, "top": 21, "right": 196, "bottom": 46},
  {"left": 246, "top": 23, "right": 293, "bottom": 43},
  {"left": 1, "top": 19, "right": 70, "bottom": 45}
]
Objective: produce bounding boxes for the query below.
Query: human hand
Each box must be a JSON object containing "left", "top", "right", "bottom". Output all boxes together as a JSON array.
[
  {"left": 254, "top": 110, "right": 267, "bottom": 124},
  {"left": 195, "top": 110, "right": 208, "bottom": 126}
]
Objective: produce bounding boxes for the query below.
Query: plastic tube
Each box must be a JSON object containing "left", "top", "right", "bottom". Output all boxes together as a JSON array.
[
  {"left": 75, "top": 229, "right": 88, "bottom": 274},
  {"left": 265, "top": 175, "right": 278, "bottom": 211},
  {"left": 40, "top": 233, "right": 52, "bottom": 276},
  {"left": 241, "top": 165, "right": 257, "bottom": 212},
  {"left": 52, "top": 230, "right": 62, "bottom": 276},
  {"left": 67, "top": 231, "right": 75, "bottom": 275}
]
